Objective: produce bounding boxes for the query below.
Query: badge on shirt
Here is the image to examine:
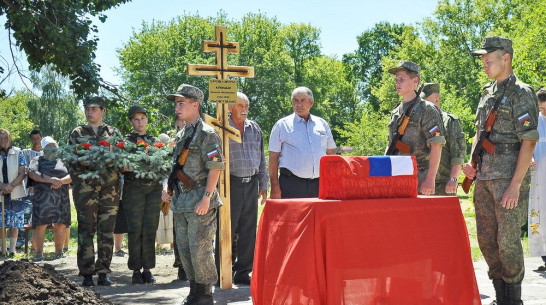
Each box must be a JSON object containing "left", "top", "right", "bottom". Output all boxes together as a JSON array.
[
  {"left": 429, "top": 125, "right": 441, "bottom": 137},
  {"left": 518, "top": 113, "right": 531, "bottom": 128},
  {"left": 207, "top": 149, "right": 219, "bottom": 161}
]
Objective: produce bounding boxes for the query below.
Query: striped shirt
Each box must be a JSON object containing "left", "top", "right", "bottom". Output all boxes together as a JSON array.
[
  {"left": 228, "top": 117, "right": 269, "bottom": 190},
  {"left": 269, "top": 113, "right": 336, "bottom": 179}
]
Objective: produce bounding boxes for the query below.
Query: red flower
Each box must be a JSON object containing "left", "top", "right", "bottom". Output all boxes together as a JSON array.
[
  {"left": 168, "top": 142, "right": 176, "bottom": 146},
  {"left": 98, "top": 140, "right": 110, "bottom": 147},
  {"left": 79, "top": 143, "right": 92, "bottom": 150},
  {"left": 116, "top": 142, "right": 126, "bottom": 149},
  {"left": 154, "top": 142, "right": 165, "bottom": 148},
  {"left": 137, "top": 140, "right": 149, "bottom": 147}
]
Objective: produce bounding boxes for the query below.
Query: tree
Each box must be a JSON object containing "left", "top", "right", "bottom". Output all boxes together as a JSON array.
[
  {"left": 1, "top": 0, "right": 130, "bottom": 96},
  {"left": 26, "top": 67, "right": 85, "bottom": 143},
  {"left": 281, "top": 23, "right": 321, "bottom": 85},
  {"left": 0, "top": 91, "right": 33, "bottom": 146}
]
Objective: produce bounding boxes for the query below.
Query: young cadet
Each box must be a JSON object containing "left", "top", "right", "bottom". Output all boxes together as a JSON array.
[
  {"left": 386, "top": 61, "right": 446, "bottom": 195},
  {"left": 162, "top": 84, "right": 224, "bottom": 305}
]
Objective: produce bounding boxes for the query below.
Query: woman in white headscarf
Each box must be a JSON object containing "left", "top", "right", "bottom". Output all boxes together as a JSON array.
[{"left": 28, "top": 136, "right": 72, "bottom": 260}]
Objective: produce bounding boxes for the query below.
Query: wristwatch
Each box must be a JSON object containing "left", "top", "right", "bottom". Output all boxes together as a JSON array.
[
  {"left": 449, "top": 177, "right": 458, "bottom": 182},
  {"left": 204, "top": 191, "right": 211, "bottom": 197}
]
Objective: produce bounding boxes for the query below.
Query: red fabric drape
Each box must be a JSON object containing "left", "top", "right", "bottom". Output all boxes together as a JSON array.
[{"left": 251, "top": 196, "right": 481, "bottom": 305}]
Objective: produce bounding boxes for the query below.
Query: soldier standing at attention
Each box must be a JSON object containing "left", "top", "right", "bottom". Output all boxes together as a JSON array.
[
  {"left": 123, "top": 105, "right": 162, "bottom": 285},
  {"left": 161, "top": 84, "right": 224, "bottom": 305},
  {"left": 386, "top": 61, "right": 446, "bottom": 194},
  {"left": 464, "top": 36, "right": 538, "bottom": 305},
  {"left": 68, "top": 97, "right": 122, "bottom": 287},
  {"left": 420, "top": 83, "right": 466, "bottom": 195}
]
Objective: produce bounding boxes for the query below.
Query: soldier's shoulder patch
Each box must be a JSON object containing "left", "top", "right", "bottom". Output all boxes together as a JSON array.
[
  {"left": 207, "top": 149, "right": 220, "bottom": 161},
  {"left": 429, "top": 125, "right": 441, "bottom": 136},
  {"left": 517, "top": 112, "right": 533, "bottom": 129}
]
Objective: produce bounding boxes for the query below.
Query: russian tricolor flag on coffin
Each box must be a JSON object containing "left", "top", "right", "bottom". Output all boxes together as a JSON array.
[{"left": 319, "top": 155, "right": 418, "bottom": 200}]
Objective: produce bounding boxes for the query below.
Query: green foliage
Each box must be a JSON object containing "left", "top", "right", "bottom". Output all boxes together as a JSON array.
[
  {"left": 0, "top": 92, "right": 33, "bottom": 146},
  {"left": 339, "top": 105, "right": 390, "bottom": 156},
  {"left": 0, "top": 0, "right": 130, "bottom": 96}
]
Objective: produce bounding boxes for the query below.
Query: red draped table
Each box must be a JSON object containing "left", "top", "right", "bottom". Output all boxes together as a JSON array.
[{"left": 251, "top": 196, "right": 481, "bottom": 305}]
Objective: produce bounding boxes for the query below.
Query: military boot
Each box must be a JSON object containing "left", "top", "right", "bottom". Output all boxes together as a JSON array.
[
  {"left": 97, "top": 273, "right": 113, "bottom": 286},
  {"left": 490, "top": 279, "right": 506, "bottom": 305},
  {"left": 505, "top": 281, "right": 523, "bottom": 305},
  {"left": 181, "top": 281, "right": 198, "bottom": 305},
  {"left": 191, "top": 283, "right": 213, "bottom": 305}
]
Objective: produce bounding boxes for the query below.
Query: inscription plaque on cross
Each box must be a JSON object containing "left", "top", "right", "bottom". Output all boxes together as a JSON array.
[{"left": 187, "top": 25, "right": 254, "bottom": 289}]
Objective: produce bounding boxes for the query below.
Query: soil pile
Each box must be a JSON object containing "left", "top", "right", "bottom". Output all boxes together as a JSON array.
[{"left": 0, "top": 260, "right": 114, "bottom": 305}]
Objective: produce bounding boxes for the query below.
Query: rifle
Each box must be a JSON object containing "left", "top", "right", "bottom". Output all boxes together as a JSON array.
[
  {"left": 462, "top": 76, "right": 514, "bottom": 193},
  {"left": 160, "top": 122, "right": 200, "bottom": 214},
  {"left": 386, "top": 84, "right": 424, "bottom": 155}
]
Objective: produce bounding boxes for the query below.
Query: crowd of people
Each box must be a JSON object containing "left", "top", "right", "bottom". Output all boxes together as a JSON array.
[{"left": 0, "top": 35, "right": 545, "bottom": 305}]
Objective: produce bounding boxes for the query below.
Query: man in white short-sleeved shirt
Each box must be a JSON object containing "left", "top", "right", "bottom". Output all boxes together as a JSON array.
[{"left": 268, "top": 86, "right": 336, "bottom": 199}]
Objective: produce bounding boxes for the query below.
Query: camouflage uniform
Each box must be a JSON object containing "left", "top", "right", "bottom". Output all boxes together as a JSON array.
[
  {"left": 122, "top": 131, "right": 162, "bottom": 271},
  {"left": 171, "top": 118, "right": 224, "bottom": 285},
  {"left": 435, "top": 111, "right": 466, "bottom": 195},
  {"left": 473, "top": 74, "right": 539, "bottom": 283},
  {"left": 388, "top": 99, "right": 446, "bottom": 188},
  {"left": 69, "top": 124, "right": 122, "bottom": 276}
]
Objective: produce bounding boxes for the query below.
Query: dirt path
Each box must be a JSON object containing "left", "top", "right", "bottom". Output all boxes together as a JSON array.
[{"left": 28, "top": 251, "right": 252, "bottom": 305}]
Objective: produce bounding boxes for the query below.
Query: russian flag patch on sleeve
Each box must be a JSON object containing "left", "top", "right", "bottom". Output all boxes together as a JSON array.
[
  {"left": 207, "top": 149, "right": 219, "bottom": 160},
  {"left": 429, "top": 125, "right": 440, "bottom": 136},
  {"left": 518, "top": 113, "right": 531, "bottom": 128}
]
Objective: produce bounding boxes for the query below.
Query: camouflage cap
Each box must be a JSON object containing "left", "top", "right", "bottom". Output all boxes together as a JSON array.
[
  {"left": 420, "top": 83, "right": 440, "bottom": 98},
  {"left": 471, "top": 36, "right": 513, "bottom": 56},
  {"left": 388, "top": 60, "right": 421, "bottom": 78},
  {"left": 128, "top": 105, "right": 147, "bottom": 119},
  {"left": 84, "top": 96, "right": 106, "bottom": 108},
  {"left": 166, "top": 84, "right": 204, "bottom": 104}
]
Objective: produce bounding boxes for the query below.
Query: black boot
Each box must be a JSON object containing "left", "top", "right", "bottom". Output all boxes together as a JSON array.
[
  {"left": 182, "top": 281, "right": 198, "bottom": 305},
  {"left": 505, "top": 282, "right": 523, "bottom": 305},
  {"left": 82, "top": 274, "right": 94, "bottom": 287},
  {"left": 178, "top": 266, "right": 188, "bottom": 281},
  {"left": 491, "top": 279, "right": 506, "bottom": 305},
  {"left": 132, "top": 270, "right": 144, "bottom": 284},
  {"left": 192, "top": 283, "right": 213, "bottom": 305},
  {"left": 97, "top": 273, "right": 113, "bottom": 286}
]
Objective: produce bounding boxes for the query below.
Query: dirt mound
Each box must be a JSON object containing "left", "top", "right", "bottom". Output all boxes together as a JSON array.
[{"left": 0, "top": 260, "right": 114, "bottom": 305}]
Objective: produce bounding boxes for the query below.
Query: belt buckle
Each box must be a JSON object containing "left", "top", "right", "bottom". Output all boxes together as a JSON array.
[{"left": 241, "top": 177, "right": 251, "bottom": 183}]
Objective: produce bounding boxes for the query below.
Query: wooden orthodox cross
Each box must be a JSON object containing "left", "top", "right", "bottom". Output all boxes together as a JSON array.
[{"left": 187, "top": 25, "right": 254, "bottom": 289}]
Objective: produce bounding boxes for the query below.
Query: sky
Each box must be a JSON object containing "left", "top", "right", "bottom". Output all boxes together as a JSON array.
[{"left": 0, "top": 0, "right": 439, "bottom": 91}]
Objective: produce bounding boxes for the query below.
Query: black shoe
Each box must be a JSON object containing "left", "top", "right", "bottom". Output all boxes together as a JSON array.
[
  {"left": 537, "top": 265, "right": 546, "bottom": 272},
  {"left": 97, "top": 273, "right": 112, "bottom": 286},
  {"left": 178, "top": 266, "right": 188, "bottom": 281},
  {"left": 82, "top": 275, "right": 94, "bottom": 287},
  {"left": 233, "top": 274, "right": 251, "bottom": 285},
  {"left": 132, "top": 270, "right": 144, "bottom": 284},
  {"left": 182, "top": 281, "right": 198, "bottom": 305},
  {"left": 191, "top": 283, "right": 213, "bottom": 305},
  {"left": 142, "top": 270, "right": 155, "bottom": 284}
]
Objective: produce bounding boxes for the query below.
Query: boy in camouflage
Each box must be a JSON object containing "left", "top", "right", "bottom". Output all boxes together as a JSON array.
[
  {"left": 68, "top": 96, "right": 122, "bottom": 287},
  {"left": 162, "top": 84, "right": 224, "bottom": 305},
  {"left": 386, "top": 61, "right": 446, "bottom": 195},
  {"left": 465, "top": 36, "right": 539, "bottom": 305},
  {"left": 420, "top": 83, "right": 466, "bottom": 195}
]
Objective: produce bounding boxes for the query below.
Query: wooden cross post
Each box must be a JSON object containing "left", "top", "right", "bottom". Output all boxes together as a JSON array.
[{"left": 187, "top": 25, "right": 254, "bottom": 289}]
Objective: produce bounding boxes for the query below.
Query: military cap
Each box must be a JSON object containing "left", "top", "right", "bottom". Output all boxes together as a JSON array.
[
  {"left": 471, "top": 36, "right": 513, "bottom": 56},
  {"left": 84, "top": 96, "right": 106, "bottom": 108},
  {"left": 388, "top": 60, "right": 421, "bottom": 78},
  {"left": 128, "top": 105, "right": 147, "bottom": 119},
  {"left": 420, "top": 83, "right": 440, "bottom": 98},
  {"left": 166, "top": 84, "right": 204, "bottom": 104}
]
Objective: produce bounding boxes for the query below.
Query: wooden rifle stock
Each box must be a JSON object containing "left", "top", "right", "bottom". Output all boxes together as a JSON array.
[{"left": 461, "top": 160, "right": 477, "bottom": 194}]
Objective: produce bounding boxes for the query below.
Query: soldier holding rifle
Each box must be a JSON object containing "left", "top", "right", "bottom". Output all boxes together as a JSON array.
[
  {"left": 386, "top": 61, "right": 445, "bottom": 195},
  {"left": 161, "top": 84, "right": 224, "bottom": 305},
  {"left": 463, "top": 36, "right": 538, "bottom": 305}
]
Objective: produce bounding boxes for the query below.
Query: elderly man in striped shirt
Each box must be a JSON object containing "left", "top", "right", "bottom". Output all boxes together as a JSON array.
[{"left": 216, "top": 92, "right": 269, "bottom": 285}]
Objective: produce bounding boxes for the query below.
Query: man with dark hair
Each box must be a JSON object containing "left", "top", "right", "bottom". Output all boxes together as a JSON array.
[
  {"left": 420, "top": 83, "right": 466, "bottom": 195},
  {"left": 386, "top": 61, "right": 446, "bottom": 195},
  {"left": 464, "top": 36, "right": 538, "bottom": 305}
]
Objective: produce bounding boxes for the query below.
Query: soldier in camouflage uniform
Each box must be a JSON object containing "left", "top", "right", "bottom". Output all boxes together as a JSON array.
[
  {"left": 68, "top": 96, "right": 122, "bottom": 287},
  {"left": 421, "top": 83, "right": 466, "bottom": 195},
  {"left": 464, "top": 36, "right": 539, "bottom": 305},
  {"left": 386, "top": 61, "right": 446, "bottom": 195},
  {"left": 122, "top": 105, "right": 162, "bottom": 285},
  {"left": 161, "top": 84, "right": 224, "bottom": 305}
]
